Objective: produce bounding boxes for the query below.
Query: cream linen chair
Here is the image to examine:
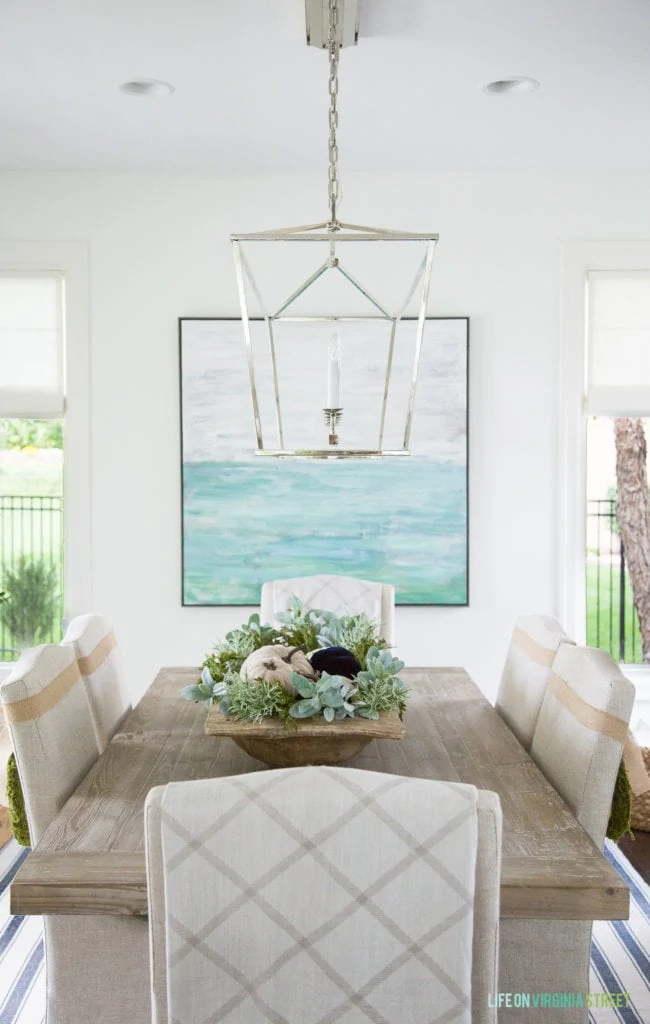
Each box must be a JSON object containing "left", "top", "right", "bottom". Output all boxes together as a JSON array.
[
  {"left": 0, "top": 644, "right": 150, "bottom": 1024},
  {"left": 499, "top": 644, "right": 635, "bottom": 1024},
  {"left": 495, "top": 614, "right": 575, "bottom": 750},
  {"left": 0, "top": 710, "right": 12, "bottom": 847},
  {"left": 260, "top": 574, "right": 395, "bottom": 645},
  {"left": 145, "top": 765, "right": 502, "bottom": 1024},
  {"left": 63, "top": 612, "right": 131, "bottom": 753}
]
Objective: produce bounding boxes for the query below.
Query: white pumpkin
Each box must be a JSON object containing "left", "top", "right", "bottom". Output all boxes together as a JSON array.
[{"left": 240, "top": 645, "right": 316, "bottom": 694}]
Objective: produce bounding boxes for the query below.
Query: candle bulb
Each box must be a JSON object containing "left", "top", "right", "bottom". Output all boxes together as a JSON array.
[{"left": 327, "top": 332, "right": 341, "bottom": 408}]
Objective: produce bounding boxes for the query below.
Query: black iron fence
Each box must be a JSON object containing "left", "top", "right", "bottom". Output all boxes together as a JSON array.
[
  {"left": 0, "top": 494, "right": 64, "bottom": 661},
  {"left": 586, "top": 498, "right": 642, "bottom": 664}
]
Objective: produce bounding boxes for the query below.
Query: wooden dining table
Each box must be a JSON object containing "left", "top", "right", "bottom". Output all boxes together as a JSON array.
[{"left": 10, "top": 666, "right": 629, "bottom": 922}]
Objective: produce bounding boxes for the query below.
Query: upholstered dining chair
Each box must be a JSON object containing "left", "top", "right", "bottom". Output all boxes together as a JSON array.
[
  {"left": 499, "top": 644, "right": 635, "bottom": 1024},
  {"left": 0, "top": 644, "right": 150, "bottom": 1024},
  {"left": 0, "top": 709, "right": 13, "bottom": 848},
  {"left": 63, "top": 612, "right": 131, "bottom": 753},
  {"left": 260, "top": 574, "right": 396, "bottom": 645},
  {"left": 145, "top": 765, "right": 503, "bottom": 1024},
  {"left": 495, "top": 613, "right": 575, "bottom": 750}
]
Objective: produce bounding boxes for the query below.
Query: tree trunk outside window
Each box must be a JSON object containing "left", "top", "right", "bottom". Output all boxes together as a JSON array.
[{"left": 614, "top": 417, "right": 650, "bottom": 662}]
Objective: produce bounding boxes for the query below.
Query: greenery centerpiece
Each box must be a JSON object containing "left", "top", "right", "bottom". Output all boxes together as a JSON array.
[{"left": 181, "top": 597, "right": 408, "bottom": 731}]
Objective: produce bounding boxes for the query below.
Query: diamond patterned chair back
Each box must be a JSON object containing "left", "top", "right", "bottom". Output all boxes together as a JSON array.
[
  {"left": 63, "top": 613, "right": 131, "bottom": 753},
  {"left": 145, "top": 765, "right": 502, "bottom": 1024},
  {"left": 495, "top": 614, "right": 575, "bottom": 750},
  {"left": 260, "top": 574, "right": 395, "bottom": 646}
]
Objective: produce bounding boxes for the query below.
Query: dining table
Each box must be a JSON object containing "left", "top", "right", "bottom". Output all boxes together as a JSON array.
[{"left": 9, "top": 666, "right": 629, "bottom": 923}]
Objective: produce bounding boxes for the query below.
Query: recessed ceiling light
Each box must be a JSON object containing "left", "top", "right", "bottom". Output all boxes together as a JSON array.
[
  {"left": 483, "top": 77, "right": 540, "bottom": 95},
  {"left": 118, "top": 79, "right": 175, "bottom": 98}
]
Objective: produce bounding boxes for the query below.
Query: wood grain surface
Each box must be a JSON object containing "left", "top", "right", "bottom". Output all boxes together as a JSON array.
[
  {"left": 10, "top": 667, "right": 629, "bottom": 921},
  {"left": 205, "top": 707, "right": 406, "bottom": 739}
]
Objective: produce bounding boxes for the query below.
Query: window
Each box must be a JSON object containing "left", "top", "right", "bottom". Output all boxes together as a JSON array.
[
  {"left": 0, "top": 273, "right": 64, "bottom": 415},
  {"left": 585, "top": 271, "right": 650, "bottom": 665},
  {"left": 0, "top": 274, "right": 65, "bottom": 661},
  {"left": 587, "top": 271, "right": 650, "bottom": 417}
]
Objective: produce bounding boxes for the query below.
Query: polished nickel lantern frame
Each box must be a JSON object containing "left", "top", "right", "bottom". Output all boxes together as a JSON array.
[{"left": 231, "top": 0, "right": 438, "bottom": 459}]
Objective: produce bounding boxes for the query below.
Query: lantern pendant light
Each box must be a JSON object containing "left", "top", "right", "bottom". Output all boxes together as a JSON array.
[{"left": 230, "top": 0, "right": 438, "bottom": 458}]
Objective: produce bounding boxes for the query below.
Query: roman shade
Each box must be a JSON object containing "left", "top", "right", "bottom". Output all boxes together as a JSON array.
[
  {"left": 588, "top": 270, "right": 650, "bottom": 416},
  {"left": 0, "top": 273, "right": 64, "bottom": 417}
]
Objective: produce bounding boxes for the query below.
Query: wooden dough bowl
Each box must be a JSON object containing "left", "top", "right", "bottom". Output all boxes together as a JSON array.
[{"left": 204, "top": 707, "right": 405, "bottom": 768}]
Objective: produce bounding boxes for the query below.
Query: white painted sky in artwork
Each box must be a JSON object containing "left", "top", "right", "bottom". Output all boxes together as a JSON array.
[{"left": 181, "top": 318, "right": 467, "bottom": 463}]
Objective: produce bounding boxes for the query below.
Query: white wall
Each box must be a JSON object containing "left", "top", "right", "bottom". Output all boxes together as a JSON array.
[{"left": 3, "top": 170, "right": 650, "bottom": 702}]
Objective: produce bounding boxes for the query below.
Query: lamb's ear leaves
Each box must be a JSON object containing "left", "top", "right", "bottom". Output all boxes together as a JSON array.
[
  {"left": 289, "top": 697, "right": 321, "bottom": 719},
  {"left": 320, "top": 691, "right": 344, "bottom": 708},
  {"left": 291, "top": 674, "right": 316, "bottom": 699},
  {"left": 181, "top": 684, "right": 208, "bottom": 703},
  {"left": 323, "top": 706, "right": 335, "bottom": 723},
  {"left": 201, "top": 666, "right": 214, "bottom": 687}
]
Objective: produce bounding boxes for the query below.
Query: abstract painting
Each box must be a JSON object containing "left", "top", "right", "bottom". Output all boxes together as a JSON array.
[{"left": 180, "top": 317, "right": 468, "bottom": 605}]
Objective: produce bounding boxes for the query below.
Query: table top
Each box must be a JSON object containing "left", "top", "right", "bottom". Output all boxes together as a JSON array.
[{"left": 10, "top": 667, "right": 629, "bottom": 921}]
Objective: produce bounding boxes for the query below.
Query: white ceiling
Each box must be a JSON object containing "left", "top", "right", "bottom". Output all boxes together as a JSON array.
[{"left": 2, "top": 0, "right": 650, "bottom": 172}]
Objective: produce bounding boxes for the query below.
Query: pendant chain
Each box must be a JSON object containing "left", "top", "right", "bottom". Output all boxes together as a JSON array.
[{"left": 327, "top": 0, "right": 340, "bottom": 228}]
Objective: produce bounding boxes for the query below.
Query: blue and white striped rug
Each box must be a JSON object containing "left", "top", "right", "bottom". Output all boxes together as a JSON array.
[
  {"left": 589, "top": 842, "right": 650, "bottom": 1023},
  {"left": 0, "top": 837, "right": 648, "bottom": 1023},
  {"left": 0, "top": 841, "right": 44, "bottom": 1024}
]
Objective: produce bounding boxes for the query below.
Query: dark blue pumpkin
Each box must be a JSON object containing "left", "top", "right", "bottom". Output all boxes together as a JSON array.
[{"left": 310, "top": 646, "right": 362, "bottom": 679}]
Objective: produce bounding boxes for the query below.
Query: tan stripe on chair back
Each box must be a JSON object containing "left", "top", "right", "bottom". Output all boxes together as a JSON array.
[
  {"left": 76, "top": 630, "right": 116, "bottom": 677},
  {"left": 510, "top": 625, "right": 557, "bottom": 668},
  {"left": 495, "top": 614, "right": 575, "bottom": 751},
  {"left": 0, "top": 644, "right": 99, "bottom": 845},
  {"left": 63, "top": 614, "right": 131, "bottom": 754},
  {"left": 546, "top": 671, "right": 628, "bottom": 744},
  {"left": 530, "top": 644, "right": 635, "bottom": 848},
  {"left": 3, "top": 660, "right": 81, "bottom": 724},
  {"left": 547, "top": 669, "right": 649, "bottom": 796}
]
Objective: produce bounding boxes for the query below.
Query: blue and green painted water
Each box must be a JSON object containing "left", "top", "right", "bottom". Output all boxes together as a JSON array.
[{"left": 182, "top": 457, "right": 467, "bottom": 605}]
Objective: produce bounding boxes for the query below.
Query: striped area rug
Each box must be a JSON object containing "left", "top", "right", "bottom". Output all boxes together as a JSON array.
[
  {"left": 0, "top": 837, "right": 648, "bottom": 1023},
  {"left": 589, "top": 841, "right": 650, "bottom": 1023},
  {"left": 0, "top": 841, "right": 44, "bottom": 1024}
]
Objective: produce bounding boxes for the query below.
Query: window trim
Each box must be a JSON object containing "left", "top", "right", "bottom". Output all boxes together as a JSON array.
[
  {"left": 559, "top": 240, "right": 650, "bottom": 647},
  {"left": 0, "top": 241, "right": 91, "bottom": 626}
]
